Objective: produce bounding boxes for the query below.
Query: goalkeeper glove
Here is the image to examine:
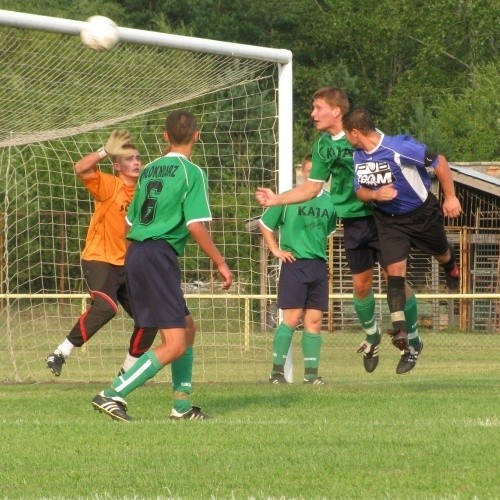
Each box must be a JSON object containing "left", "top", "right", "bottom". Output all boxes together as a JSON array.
[{"left": 103, "top": 129, "right": 133, "bottom": 157}]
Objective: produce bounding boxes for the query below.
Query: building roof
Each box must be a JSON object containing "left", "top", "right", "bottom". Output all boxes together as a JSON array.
[{"left": 450, "top": 164, "right": 500, "bottom": 197}]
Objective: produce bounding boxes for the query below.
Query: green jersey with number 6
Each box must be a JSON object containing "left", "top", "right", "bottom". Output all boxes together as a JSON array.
[
  {"left": 310, "top": 131, "right": 372, "bottom": 219},
  {"left": 126, "top": 152, "right": 212, "bottom": 255},
  {"left": 260, "top": 189, "right": 336, "bottom": 261}
]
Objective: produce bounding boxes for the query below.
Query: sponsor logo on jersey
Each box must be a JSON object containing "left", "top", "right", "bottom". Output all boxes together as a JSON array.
[
  {"left": 297, "top": 206, "right": 332, "bottom": 218},
  {"left": 356, "top": 161, "right": 393, "bottom": 186}
]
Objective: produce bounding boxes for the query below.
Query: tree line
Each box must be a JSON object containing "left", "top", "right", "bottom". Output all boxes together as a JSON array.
[{"left": 2, "top": 0, "right": 498, "bottom": 162}]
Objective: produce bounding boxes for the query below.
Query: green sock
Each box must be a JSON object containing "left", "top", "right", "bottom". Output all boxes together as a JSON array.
[
  {"left": 405, "top": 293, "right": 421, "bottom": 348},
  {"left": 104, "top": 350, "right": 162, "bottom": 398},
  {"left": 171, "top": 346, "right": 193, "bottom": 414},
  {"left": 272, "top": 322, "right": 294, "bottom": 374},
  {"left": 353, "top": 291, "right": 380, "bottom": 343},
  {"left": 301, "top": 331, "right": 322, "bottom": 379}
]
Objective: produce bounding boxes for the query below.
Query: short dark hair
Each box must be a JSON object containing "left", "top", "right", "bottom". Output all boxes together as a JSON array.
[
  {"left": 312, "top": 87, "right": 350, "bottom": 115},
  {"left": 165, "top": 110, "right": 198, "bottom": 145},
  {"left": 342, "top": 108, "right": 376, "bottom": 133}
]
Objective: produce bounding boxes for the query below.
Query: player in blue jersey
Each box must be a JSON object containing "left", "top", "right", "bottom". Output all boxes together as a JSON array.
[
  {"left": 260, "top": 156, "right": 336, "bottom": 384},
  {"left": 343, "top": 107, "right": 461, "bottom": 374}
]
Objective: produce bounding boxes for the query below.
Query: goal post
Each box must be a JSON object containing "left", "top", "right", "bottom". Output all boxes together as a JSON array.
[{"left": 0, "top": 9, "right": 294, "bottom": 383}]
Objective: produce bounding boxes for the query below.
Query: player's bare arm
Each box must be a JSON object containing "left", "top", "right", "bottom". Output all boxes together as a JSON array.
[
  {"left": 255, "top": 179, "right": 322, "bottom": 207},
  {"left": 434, "top": 155, "right": 462, "bottom": 218},
  {"left": 355, "top": 184, "right": 397, "bottom": 203},
  {"left": 188, "top": 221, "right": 233, "bottom": 290},
  {"left": 74, "top": 152, "right": 101, "bottom": 179},
  {"left": 259, "top": 223, "right": 296, "bottom": 263}
]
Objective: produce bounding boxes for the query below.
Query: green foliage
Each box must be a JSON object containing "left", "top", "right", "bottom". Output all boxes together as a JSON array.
[
  {"left": 0, "top": 0, "right": 125, "bottom": 22},
  {"left": 404, "top": 97, "right": 443, "bottom": 151},
  {"left": 396, "top": 62, "right": 500, "bottom": 161},
  {"left": 432, "top": 63, "right": 500, "bottom": 161},
  {"left": 2, "top": 0, "right": 498, "bottom": 162}
]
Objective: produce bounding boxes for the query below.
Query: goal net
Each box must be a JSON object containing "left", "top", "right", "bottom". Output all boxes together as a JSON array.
[{"left": 0, "top": 10, "right": 293, "bottom": 383}]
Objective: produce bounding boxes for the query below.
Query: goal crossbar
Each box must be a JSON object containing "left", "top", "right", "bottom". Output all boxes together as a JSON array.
[{"left": 0, "top": 9, "right": 292, "bottom": 63}]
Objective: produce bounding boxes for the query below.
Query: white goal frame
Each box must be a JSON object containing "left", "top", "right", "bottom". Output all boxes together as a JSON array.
[{"left": 0, "top": 9, "right": 297, "bottom": 382}]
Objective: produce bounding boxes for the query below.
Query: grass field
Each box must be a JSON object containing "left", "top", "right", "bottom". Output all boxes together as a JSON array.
[{"left": 1, "top": 346, "right": 499, "bottom": 499}]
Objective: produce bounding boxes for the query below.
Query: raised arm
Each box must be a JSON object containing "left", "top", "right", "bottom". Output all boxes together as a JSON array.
[{"left": 255, "top": 179, "right": 323, "bottom": 207}]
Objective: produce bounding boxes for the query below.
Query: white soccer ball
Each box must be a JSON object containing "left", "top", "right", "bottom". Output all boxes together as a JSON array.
[{"left": 80, "top": 16, "right": 119, "bottom": 51}]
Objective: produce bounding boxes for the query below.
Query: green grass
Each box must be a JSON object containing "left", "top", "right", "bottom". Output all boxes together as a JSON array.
[{"left": 1, "top": 365, "right": 499, "bottom": 499}]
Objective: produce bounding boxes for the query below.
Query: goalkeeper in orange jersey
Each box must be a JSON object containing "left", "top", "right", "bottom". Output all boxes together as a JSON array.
[{"left": 46, "top": 129, "right": 203, "bottom": 419}]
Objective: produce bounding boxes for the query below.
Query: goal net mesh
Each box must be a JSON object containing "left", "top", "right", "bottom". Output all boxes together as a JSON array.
[{"left": 0, "top": 24, "right": 280, "bottom": 382}]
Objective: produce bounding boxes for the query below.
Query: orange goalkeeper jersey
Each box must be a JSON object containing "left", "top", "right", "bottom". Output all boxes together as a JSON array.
[{"left": 80, "top": 169, "right": 136, "bottom": 266}]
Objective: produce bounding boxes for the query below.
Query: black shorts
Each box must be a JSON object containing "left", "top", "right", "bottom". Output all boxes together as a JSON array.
[
  {"left": 125, "top": 239, "right": 187, "bottom": 329},
  {"left": 81, "top": 259, "right": 132, "bottom": 317},
  {"left": 277, "top": 259, "right": 328, "bottom": 311},
  {"left": 373, "top": 192, "right": 449, "bottom": 266},
  {"left": 342, "top": 216, "right": 384, "bottom": 274}
]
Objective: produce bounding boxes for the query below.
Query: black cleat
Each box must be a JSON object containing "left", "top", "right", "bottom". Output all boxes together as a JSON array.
[
  {"left": 445, "top": 264, "right": 460, "bottom": 291},
  {"left": 303, "top": 376, "right": 325, "bottom": 385},
  {"left": 46, "top": 351, "right": 66, "bottom": 376},
  {"left": 170, "top": 406, "right": 209, "bottom": 420},
  {"left": 387, "top": 329, "right": 409, "bottom": 351},
  {"left": 92, "top": 392, "right": 132, "bottom": 422},
  {"left": 357, "top": 337, "right": 381, "bottom": 373},
  {"left": 268, "top": 373, "right": 289, "bottom": 384},
  {"left": 396, "top": 340, "right": 424, "bottom": 374}
]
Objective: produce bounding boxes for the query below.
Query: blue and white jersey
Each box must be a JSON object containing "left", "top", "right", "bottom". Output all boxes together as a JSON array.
[{"left": 353, "top": 134, "right": 438, "bottom": 215}]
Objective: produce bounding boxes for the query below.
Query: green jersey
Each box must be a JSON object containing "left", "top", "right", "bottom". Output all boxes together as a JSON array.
[
  {"left": 310, "top": 131, "right": 372, "bottom": 219},
  {"left": 126, "top": 153, "right": 211, "bottom": 255},
  {"left": 260, "top": 189, "right": 336, "bottom": 261}
]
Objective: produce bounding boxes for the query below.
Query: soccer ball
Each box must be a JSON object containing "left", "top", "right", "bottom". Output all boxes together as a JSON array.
[{"left": 80, "top": 16, "right": 119, "bottom": 51}]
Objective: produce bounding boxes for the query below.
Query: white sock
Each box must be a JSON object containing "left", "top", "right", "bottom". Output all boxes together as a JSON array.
[
  {"left": 121, "top": 353, "right": 139, "bottom": 372},
  {"left": 56, "top": 339, "right": 76, "bottom": 358}
]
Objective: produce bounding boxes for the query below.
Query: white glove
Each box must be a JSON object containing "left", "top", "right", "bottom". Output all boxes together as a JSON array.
[{"left": 103, "top": 129, "right": 133, "bottom": 156}]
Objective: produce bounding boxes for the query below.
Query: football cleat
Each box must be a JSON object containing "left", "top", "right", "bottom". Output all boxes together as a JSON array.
[
  {"left": 396, "top": 340, "right": 424, "bottom": 374},
  {"left": 92, "top": 392, "right": 132, "bottom": 422},
  {"left": 387, "top": 329, "right": 409, "bottom": 351},
  {"left": 357, "top": 336, "right": 381, "bottom": 373},
  {"left": 303, "top": 376, "right": 325, "bottom": 385},
  {"left": 46, "top": 351, "right": 66, "bottom": 376},
  {"left": 170, "top": 406, "right": 209, "bottom": 420},
  {"left": 268, "top": 373, "right": 289, "bottom": 384}
]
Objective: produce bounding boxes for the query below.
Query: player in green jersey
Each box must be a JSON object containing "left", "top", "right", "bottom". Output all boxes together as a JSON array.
[
  {"left": 91, "top": 110, "right": 233, "bottom": 422},
  {"left": 260, "top": 156, "right": 336, "bottom": 384},
  {"left": 256, "top": 87, "right": 420, "bottom": 374}
]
